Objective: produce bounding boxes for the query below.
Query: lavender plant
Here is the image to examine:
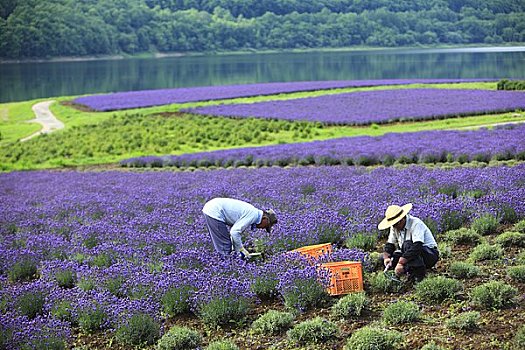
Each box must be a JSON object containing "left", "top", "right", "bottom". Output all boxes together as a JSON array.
[
  {"left": 122, "top": 124, "right": 525, "bottom": 169},
  {"left": 73, "top": 79, "right": 491, "bottom": 111},
  {"left": 185, "top": 89, "right": 525, "bottom": 125}
]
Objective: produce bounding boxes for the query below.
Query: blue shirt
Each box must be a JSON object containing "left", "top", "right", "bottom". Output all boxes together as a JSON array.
[{"left": 202, "top": 198, "right": 263, "bottom": 251}]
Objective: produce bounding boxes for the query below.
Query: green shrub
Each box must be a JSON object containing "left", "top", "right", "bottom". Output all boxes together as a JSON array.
[
  {"left": 470, "top": 281, "right": 518, "bottom": 310},
  {"left": 17, "top": 291, "right": 45, "bottom": 319},
  {"left": 287, "top": 317, "right": 339, "bottom": 345},
  {"left": 77, "top": 278, "right": 96, "bottom": 291},
  {"left": 367, "top": 251, "right": 383, "bottom": 271},
  {"left": 444, "top": 228, "right": 481, "bottom": 245},
  {"left": 445, "top": 311, "right": 480, "bottom": 331},
  {"left": 104, "top": 276, "right": 126, "bottom": 297},
  {"left": 331, "top": 292, "right": 369, "bottom": 319},
  {"left": 469, "top": 243, "right": 503, "bottom": 262},
  {"left": 161, "top": 285, "right": 195, "bottom": 316},
  {"left": 368, "top": 272, "right": 404, "bottom": 294},
  {"left": 116, "top": 313, "right": 160, "bottom": 347},
  {"left": 437, "top": 242, "right": 452, "bottom": 259},
  {"left": 420, "top": 341, "right": 448, "bottom": 350},
  {"left": 513, "top": 219, "right": 525, "bottom": 233},
  {"left": 494, "top": 231, "right": 525, "bottom": 247},
  {"left": 514, "top": 326, "right": 525, "bottom": 349},
  {"left": 250, "top": 310, "right": 295, "bottom": 335},
  {"left": 344, "top": 326, "right": 404, "bottom": 350},
  {"left": 89, "top": 253, "right": 113, "bottom": 268},
  {"left": 0, "top": 325, "right": 11, "bottom": 349},
  {"left": 470, "top": 214, "right": 499, "bottom": 236},
  {"left": 156, "top": 325, "right": 201, "bottom": 350},
  {"left": 382, "top": 301, "right": 420, "bottom": 325},
  {"left": 251, "top": 274, "right": 279, "bottom": 300},
  {"left": 198, "top": 296, "right": 250, "bottom": 328},
  {"left": 508, "top": 265, "right": 525, "bottom": 283},
  {"left": 518, "top": 251, "right": 525, "bottom": 264},
  {"left": 497, "top": 79, "right": 525, "bottom": 90},
  {"left": 345, "top": 233, "right": 377, "bottom": 252},
  {"left": 83, "top": 234, "right": 98, "bottom": 248},
  {"left": 448, "top": 261, "right": 480, "bottom": 279},
  {"left": 54, "top": 269, "right": 77, "bottom": 289},
  {"left": 281, "top": 277, "right": 330, "bottom": 311},
  {"left": 51, "top": 300, "right": 75, "bottom": 324},
  {"left": 8, "top": 258, "right": 38, "bottom": 282},
  {"left": 78, "top": 307, "right": 108, "bottom": 333},
  {"left": 205, "top": 340, "right": 239, "bottom": 350},
  {"left": 414, "top": 276, "right": 462, "bottom": 303},
  {"left": 498, "top": 204, "right": 518, "bottom": 225}
]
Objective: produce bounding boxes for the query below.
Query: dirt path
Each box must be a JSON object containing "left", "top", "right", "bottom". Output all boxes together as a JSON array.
[{"left": 21, "top": 100, "right": 64, "bottom": 142}]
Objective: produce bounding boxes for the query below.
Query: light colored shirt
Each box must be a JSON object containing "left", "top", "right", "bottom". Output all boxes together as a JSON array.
[
  {"left": 387, "top": 214, "right": 437, "bottom": 249},
  {"left": 202, "top": 198, "right": 263, "bottom": 251}
]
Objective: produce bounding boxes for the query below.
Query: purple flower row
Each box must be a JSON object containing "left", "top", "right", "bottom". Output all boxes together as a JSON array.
[
  {"left": 72, "top": 79, "right": 493, "bottom": 111},
  {"left": 185, "top": 88, "right": 525, "bottom": 125},
  {"left": 1, "top": 164, "right": 524, "bottom": 346},
  {"left": 121, "top": 123, "right": 525, "bottom": 168}
]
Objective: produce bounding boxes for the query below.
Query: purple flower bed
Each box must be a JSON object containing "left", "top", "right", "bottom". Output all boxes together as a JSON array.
[
  {"left": 121, "top": 123, "right": 525, "bottom": 168},
  {"left": 1, "top": 164, "right": 524, "bottom": 346},
  {"left": 72, "top": 79, "right": 493, "bottom": 111},
  {"left": 185, "top": 88, "right": 525, "bottom": 125}
]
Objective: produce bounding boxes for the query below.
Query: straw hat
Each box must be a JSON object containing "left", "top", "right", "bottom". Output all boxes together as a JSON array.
[{"left": 377, "top": 203, "right": 413, "bottom": 230}]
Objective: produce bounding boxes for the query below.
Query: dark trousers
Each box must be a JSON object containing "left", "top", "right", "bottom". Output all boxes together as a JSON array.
[
  {"left": 204, "top": 214, "right": 232, "bottom": 256},
  {"left": 382, "top": 240, "right": 439, "bottom": 278}
]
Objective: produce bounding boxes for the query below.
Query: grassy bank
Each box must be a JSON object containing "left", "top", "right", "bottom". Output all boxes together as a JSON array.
[{"left": 1, "top": 82, "right": 524, "bottom": 171}]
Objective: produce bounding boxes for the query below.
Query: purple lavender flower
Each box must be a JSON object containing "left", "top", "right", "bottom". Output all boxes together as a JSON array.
[
  {"left": 122, "top": 123, "right": 525, "bottom": 169},
  {"left": 185, "top": 89, "right": 525, "bottom": 125},
  {"left": 73, "top": 79, "right": 494, "bottom": 111}
]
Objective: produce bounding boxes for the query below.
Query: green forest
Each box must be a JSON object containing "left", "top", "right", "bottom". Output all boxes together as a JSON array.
[{"left": 0, "top": 0, "right": 524, "bottom": 59}]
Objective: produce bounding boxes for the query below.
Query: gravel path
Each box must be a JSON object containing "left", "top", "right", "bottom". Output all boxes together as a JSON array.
[{"left": 21, "top": 100, "right": 64, "bottom": 142}]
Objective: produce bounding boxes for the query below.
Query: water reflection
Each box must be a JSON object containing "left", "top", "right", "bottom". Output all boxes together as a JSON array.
[{"left": 1, "top": 47, "right": 524, "bottom": 103}]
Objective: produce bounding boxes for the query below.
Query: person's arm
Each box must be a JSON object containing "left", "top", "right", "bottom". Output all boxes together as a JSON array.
[
  {"left": 230, "top": 211, "right": 260, "bottom": 252},
  {"left": 383, "top": 228, "right": 397, "bottom": 267}
]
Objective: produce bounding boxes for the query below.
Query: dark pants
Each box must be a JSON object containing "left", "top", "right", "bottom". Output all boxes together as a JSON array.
[
  {"left": 204, "top": 214, "right": 232, "bottom": 256},
  {"left": 382, "top": 240, "right": 439, "bottom": 279}
]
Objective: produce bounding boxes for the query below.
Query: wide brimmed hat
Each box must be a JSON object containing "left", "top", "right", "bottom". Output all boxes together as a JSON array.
[
  {"left": 264, "top": 209, "right": 278, "bottom": 233},
  {"left": 377, "top": 203, "right": 413, "bottom": 230}
]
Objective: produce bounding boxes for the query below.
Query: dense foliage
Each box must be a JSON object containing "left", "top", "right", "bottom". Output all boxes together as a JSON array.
[
  {"left": 1, "top": 0, "right": 524, "bottom": 59},
  {"left": 122, "top": 123, "right": 525, "bottom": 169},
  {"left": 0, "top": 113, "right": 318, "bottom": 170},
  {"left": 497, "top": 79, "right": 525, "bottom": 90}
]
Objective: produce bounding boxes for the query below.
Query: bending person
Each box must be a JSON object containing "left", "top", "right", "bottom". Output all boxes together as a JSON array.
[{"left": 202, "top": 197, "right": 277, "bottom": 258}]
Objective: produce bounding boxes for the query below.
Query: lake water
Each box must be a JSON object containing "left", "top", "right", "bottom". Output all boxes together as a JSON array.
[{"left": 1, "top": 46, "right": 524, "bottom": 103}]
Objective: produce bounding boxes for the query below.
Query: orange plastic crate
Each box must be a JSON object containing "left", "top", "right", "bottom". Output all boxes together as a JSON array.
[
  {"left": 319, "top": 261, "right": 363, "bottom": 296},
  {"left": 291, "top": 243, "right": 332, "bottom": 260}
]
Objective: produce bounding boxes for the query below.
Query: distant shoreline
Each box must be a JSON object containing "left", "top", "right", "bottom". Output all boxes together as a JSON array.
[{"left": 1, "top": 44, "right": 524, "bottom": 64}]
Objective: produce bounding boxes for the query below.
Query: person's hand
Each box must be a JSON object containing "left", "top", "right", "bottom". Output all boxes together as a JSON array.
[
  {"left": 384, "top": 257, "right": 392, "bottom": 269},
  {"left": 395, "top": 263, "right": 405, "bottom": 276},
  {"left": 240, "top": 247, "right": 251, "bottom": 260}
]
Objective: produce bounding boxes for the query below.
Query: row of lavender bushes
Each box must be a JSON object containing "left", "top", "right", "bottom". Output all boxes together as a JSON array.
[
  {"left": 121, "top": 123, "right": 525, "bottom": 169},
  {"left": 72, "top": 79, "right": 493, "bottom": 111},
  {"left": 183, "top": 88, "right": 525, "bottom": 125},
  {"left": 1, "top": 164, "right": 524, "bottom": 346}
]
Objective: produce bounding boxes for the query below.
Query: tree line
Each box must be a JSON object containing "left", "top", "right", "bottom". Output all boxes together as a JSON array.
[{"left": 0, "top": 0, "right": 524, "bottom": 59}]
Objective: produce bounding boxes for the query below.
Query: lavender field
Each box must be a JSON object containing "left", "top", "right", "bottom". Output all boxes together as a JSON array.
[
  {"left": 72, "top": 79, "right": 492, "bottom": 111},
  {"left": 1, "top": 164, "right": 524, "bottom": 349},
  {"left": 185, "top": 88, "right": 525, "bottom": 125},
  {"left": 122, "top": 123, "right": 525, "bottom": 168}
]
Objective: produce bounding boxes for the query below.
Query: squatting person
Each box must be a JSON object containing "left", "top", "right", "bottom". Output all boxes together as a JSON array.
[
  {"left": 378, "top": 203, "right": 439, "bottom": 282},
  {"left": 202, "top": 197, "right": 277, "bottom": 258}
]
